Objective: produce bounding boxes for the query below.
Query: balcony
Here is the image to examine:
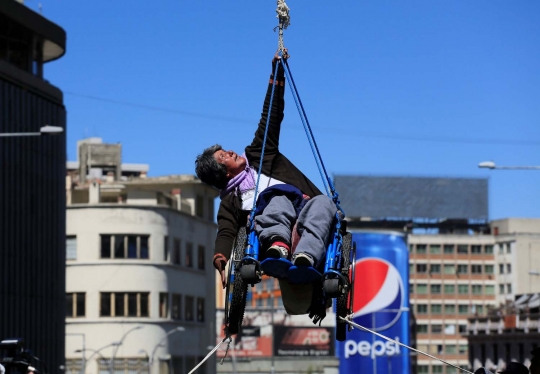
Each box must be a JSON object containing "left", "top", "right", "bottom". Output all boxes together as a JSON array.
[{"left": 467, "top": 313, "right": 540, "bottom": 335}]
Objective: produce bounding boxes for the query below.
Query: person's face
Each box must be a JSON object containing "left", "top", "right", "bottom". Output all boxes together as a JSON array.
[
  {"left": 214, "top": 149, "right": 246, "bottom": 179},
  {"left": 530, "top": 357, "right": 540, "bottom": 374}
]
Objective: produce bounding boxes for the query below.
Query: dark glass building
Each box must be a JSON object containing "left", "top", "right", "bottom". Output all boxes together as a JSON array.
[{"left": 0, "top": 1, "right": 67, "bottom": 372}]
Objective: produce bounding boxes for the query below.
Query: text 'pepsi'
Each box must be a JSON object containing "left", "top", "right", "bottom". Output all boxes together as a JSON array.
[{"left": 344, "top": 337, "right": 401, "bottom": 359}]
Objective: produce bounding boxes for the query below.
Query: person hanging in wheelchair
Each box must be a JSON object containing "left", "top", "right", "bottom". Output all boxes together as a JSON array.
[{"left": 195, "top": 50, "right": 337, "bottom": 289}]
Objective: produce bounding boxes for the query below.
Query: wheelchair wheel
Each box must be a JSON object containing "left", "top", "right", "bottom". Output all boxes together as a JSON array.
[
  {"left": 336, "top": 232, "right": 352, "bottom": 342},
  {"left": 227, "top": 227, "right": 248, "bottom": 335}
]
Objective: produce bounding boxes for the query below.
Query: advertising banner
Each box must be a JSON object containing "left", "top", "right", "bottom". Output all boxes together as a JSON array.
[{"left": 273, "top": 326, "right": 334, "bottom": 357}]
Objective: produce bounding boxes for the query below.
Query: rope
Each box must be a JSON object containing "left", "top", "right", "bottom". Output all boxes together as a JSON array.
[
  {"left": 339, "top": 316, "right": 474, "bottom": 374},
  {"left": 187, "top": 336, "right": 231, "bottom": 374},
  {"left": 275, "top": 0, "right": 290, "bottom": 54}
]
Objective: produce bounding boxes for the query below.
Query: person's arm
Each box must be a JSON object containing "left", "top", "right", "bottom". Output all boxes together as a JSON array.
[
  {"left": 245, "top": 55, "right": 286, "bottom": 159},
  {"left": 213, "top": 199, "right": 238, "bottom": 288}
]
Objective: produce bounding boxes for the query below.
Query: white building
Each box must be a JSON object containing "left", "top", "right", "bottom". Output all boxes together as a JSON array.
[{"left": 65, "top": 138, "right": 219, "bottom": 374}]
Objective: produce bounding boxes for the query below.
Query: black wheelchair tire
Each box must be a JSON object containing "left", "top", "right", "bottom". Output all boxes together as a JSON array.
[
  {"left": 336, "top": 232, "right": 352, "bottom": 342},
  {"left": 227, "top": 227, "right": 248, "bottom": 335}
]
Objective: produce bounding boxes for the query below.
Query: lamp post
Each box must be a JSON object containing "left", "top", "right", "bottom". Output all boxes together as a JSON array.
[
  {"left": 0, "top": 125, "right": 64, "bottom": 137},
  {"left": 109, "top": 326, "right": 144, "bottom": 374},
  {"left": 478, "top": 161, "right": 540, "bottom": 170},
  {"left": 148, "top": 327, "right": 185, "bottom": 374}
]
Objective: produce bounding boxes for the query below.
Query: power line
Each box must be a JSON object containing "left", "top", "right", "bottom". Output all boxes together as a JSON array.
[{"left": 64, "top": 91, "right": 540, "bottom": 147}]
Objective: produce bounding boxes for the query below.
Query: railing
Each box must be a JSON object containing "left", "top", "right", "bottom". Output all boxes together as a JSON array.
[{"left": 467, "top": 313, "right": 540, "bottom": 335}]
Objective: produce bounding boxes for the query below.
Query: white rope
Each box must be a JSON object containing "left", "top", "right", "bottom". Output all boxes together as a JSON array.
[
  {"left": 340, "top": 316, "right": 474, "bottom": 374},
  {"left": 187, "top": 336, "right": 230, "bottom": 374}
]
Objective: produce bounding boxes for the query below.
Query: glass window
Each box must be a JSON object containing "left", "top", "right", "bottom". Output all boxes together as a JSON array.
[
  {"left": 484, "top": 245, "right": 493, "bottom": 254},
  {"left": 507, "top": 284, "right": 512, "bottom": 294},
  {"left": 416, "top": 324, "right": 428, "bottom": 333},
  {"left": 128, "top": 293, "right": 137, "bottom": 316},
  {"left": 447, "top": 368, "right": 457, "bottom": 374},
  {"left": 196, "top": 195, "right": 204, "bottom": 218},
  {"left": 207, "top": 197, "right": 215, "bottom": 220},
  {"left": 416, "top": 264, "right": 427, "bottom": 273},
  {"left": 457, "top": 245, "right": 468, "bottom": 254},
  {"left": 444, "top": 284, "right": 455, "bottom": 294},
  {"left": 198, "top": 245, "right": 205, "bottom": 270},
  {"left": 430, "top": 284, "right": 441, "bottom": 294},
  {"left": 127, "top": 236, "right": 138, "bottom": 258},
  {"left": 416, "top": 244, "right": 427, "bottom": 254},
  {"left": 417, "top": 366, "right": 429, "bottom": 374},
  {"left": 457, "top": 264, "right": 468, "bottom": 274},
  {"left": 485, "top": 285, "right": 495, "bottom": 295},
  {"left": 444, "top": 244, "right": 455, "bottom": 254},
  {"left": 140, "top": 236, "right": 149, "bottom": 259},
  {"left": 66, "top": 293, "right": 74, "bottom": 317},
  {"left": 458, "top": 285, "right": 469, "bottom": 294},
  {"left": 431, "top": 324, "right": 442, "bottom": 334},
  {"left": 499, "top": 264, "right": 505, "bottom": 274},
  {"left": 432, "top": 366, "right": 443, "bottom": 374},
  {"left": 444, "top": 264, "right": 455, "bottom": 274},
  {"left": 417, "top": 304, "right": 428, "bottom": 314},
  {"left": 159, "top": 293, "right": 168, "bottom": 318},
  {"left": 472, "top": 285, "right": 482, "bottom": 295},
  {"left": 100, "top": 293, "right": 111, "bottom": 316},
  {"left": 99, "top": 292, "right": 149, "bottom": 317},
  {"left": 66, "top": 293, "right": 85, "bottom": 318},
  {"left": 431, "top": 304, "right": 442, "bottom": 314},
  {"left": 430, "top": 264, "right": 441, "bottom": 274},
  {"left": 475, "top": 305, "right": 484, "bottom": 315},
  {"left": 409, "top": 263, "right": 415, "bottom": 274},
  {"left": 444, "top": 304, "right": 456, "bottom": 314},
  {"left": 140, "top": 293, "right": 149, "bottom": 317},
  {"left": 115, "top": 293, "right": 125, "bottom": 316},
  {"left": 186, "top": 242, "right": 193, "bottom": 267},
  {"left": 416, "top": 284, "right": 428, "bottom": 294},
  {"left": 459, "top": 325, "right": 467, "bottom": 333},
  {"left": 66, "top": 236, "right": 77, "bottom": 260},
  {"left": 114, "top": 235, "right": 125, "bottom": 258},
  {"left": 499, "top": 284, "right": 505, "bottom": 294},
  {"left": 485, "top": 265, "right": 494, "bottom": 274},
  {"left": 459, "top": 344, "right": 468, "bottom": 354},
  {"left": 445, "top": 345, "right": 457, "bottom": 354},
  {"left": 101, "top": 235, "right": 111, "bottom": 258},
  {"left": 164, "top": 236, "right": 169, "bottom": 261},
  {"left": 471, "top": 245, "right": 482, "bottom": 254},
  {"left": 173, "top": 239, "right": 181, "bottom": 265},
  {"left": 498, "top": 243, "right": 504, "bottom": 254},
  {"left": 471, "top": 265, "right": 482, "bottom": 274},
  {"left": 507, "top": 264, "right": 512, "bottom": 274},
  {"left": 197, "top": 298, "right": 205, "bottom": 322},
  {"left": 444, "top": 324, "right": 456, "bottom": 335},
  {"left": 507, "top": 243, "right": 512, "bottom": 253},
  {"left": 172, "top": 294, "right": 181, "bottom": 320},
  {"left": 410, "top": 283, "right": 414, "bottom": 294},
  {"left": 430, "top": 245, "right": 441, "bottom": 254},
  {"left": 185, "top": 296, "right": 194, "bottom": 321},
  {"left": 458, "top": 305, "right": 469, "bottom": 314}
]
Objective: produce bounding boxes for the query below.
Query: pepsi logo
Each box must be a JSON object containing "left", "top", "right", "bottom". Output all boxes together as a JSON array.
[{"left": 352, "top": 258, "right": 404, "bottom": 331}]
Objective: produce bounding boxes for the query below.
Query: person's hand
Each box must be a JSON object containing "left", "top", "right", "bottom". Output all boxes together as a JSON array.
[
  {"left": 273, "top": 48, "right": 290, "bottom": 63},
  {"left": 213, "top": 254, "right": 228, "bottom": 289}
]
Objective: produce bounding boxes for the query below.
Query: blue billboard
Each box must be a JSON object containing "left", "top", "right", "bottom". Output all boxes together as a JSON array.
[{"left": 338, "top": 231, "right": 410, "bottom": 374}]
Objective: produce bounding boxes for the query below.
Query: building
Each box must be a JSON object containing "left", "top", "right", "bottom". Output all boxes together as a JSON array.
[
  {"left": 65, "top": 138, "right": 219, "bottom": 374},
  {"left": 0, "top": 1, "right": 67, "bottom": 372}
]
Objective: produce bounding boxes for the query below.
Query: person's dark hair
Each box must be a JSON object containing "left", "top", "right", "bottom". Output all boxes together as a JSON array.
[{"left": 195, "top": 144, "right": 228, "bottom": 189}]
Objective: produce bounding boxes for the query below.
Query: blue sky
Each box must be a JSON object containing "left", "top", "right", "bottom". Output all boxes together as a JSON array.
[{"left": 32, "top": 0, "right": 539, "bottom": 220}]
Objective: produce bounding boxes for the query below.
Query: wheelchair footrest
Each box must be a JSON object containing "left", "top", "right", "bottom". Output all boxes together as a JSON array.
[
  {"left": 260, "top": 258, "right": 293, "bottom": 279},
  {"left": 287, "top": 265, "right": 322, "bottom": 284}
]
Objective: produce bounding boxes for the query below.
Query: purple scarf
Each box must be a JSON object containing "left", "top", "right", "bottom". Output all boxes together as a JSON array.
[{"left": 220, "top": 153, "right": 256, "bottom": 199}]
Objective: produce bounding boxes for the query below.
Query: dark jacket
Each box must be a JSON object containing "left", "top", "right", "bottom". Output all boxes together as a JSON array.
[{"left": 215, "top": 62, "right": 322, "bottom": 260}]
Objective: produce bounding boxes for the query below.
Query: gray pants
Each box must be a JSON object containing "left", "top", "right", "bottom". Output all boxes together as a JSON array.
[{"left": 254, "top": 195, "right": 337, "bottom": 266}]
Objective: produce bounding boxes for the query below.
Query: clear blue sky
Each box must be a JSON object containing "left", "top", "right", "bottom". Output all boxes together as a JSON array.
[{"left": 33, "top": 0, "right": 539, "bottom": 220}]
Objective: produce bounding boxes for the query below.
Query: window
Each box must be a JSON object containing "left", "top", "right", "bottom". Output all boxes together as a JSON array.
[
  {"left": 416, "top": 264, "right": 427, "bottom": 273},
  {"left": 416, "top": 324, "right": 428, "bottom": 333},
  {"left": 430, "top": 284, "right": 441, "bottom": 294},
  {"left": 499, "top": 284, "right": 505, "bottom": 294},
  {"left": 66, "top": 236, "right": 77, "bottom": 260},
  {"left": 458, "top": 305, "right": 469, "bottom": 314},
  {"left": 432, "top": 366, "right": 443, "bottom": 373},
  {"left": 185, "top": 296, "right": 194, "bottom": 321},
  {"left": 485, "top": 285, "right": 495, "bottom": 295},
  {"left": 410, "top": 284, "right": 414, "bottom": 294},
  {"left": 484, "top": 245, "right": 493, "bottom": 254},
  {"left": 498, "top": 243, "right": 504, "bottom": 254},
  {"left": 471, "top": 245, "right": 482, "bottom": 254},
  {"left": 196, "top": 195, "right": 204, "bottom": 218},
  {"left": 172, "top": 294, "right": 181, "bottom": 320},
  {"left": 98, "top": 358, "right": 148, "bottom": 374},
  {"left": 507, "top": 284, "right": 512, "bottom": 294},
  {"left": 444, "top": 304, "right": 456, "bottom": 314},
  {"left": 100, "top": 292, "right": 149, "bottom": 317},
  {"left": 416, "top": 284, "right": 428, "bottom": 294},
  {"left": 197, "top": 298, "right": 205, "bottom": 322},
  {"left": 159, "top": 293, "right": 168, "bottom": 318},
  {"left": 409, "top": 264, "right": 415, "bottom": 274},
  {"left": 65, "top": 359, "right": 83, "bottom": 374},
  {"left": 207, "top": 197, "right": 215, "bottom": 220},
  {"left": 444, "top": 324, "right": 455, "bottom": 335},
  {"left": 164, "top": 236, "right": 169, "bottom": 261},
  {"left": 458, "top": 285, "right": 469, "bottom": 294},
  {"left": 506, "top": 264, "right": 512, "bottom": 274},
  {"left": 417, "top": 304, "right": 428, "bottom": 314},
  {"left": 416, "top": 244, "right": 427, "bottom": 254},
  {"left": 430, "top": 245, "right": 441, "bottom": 254},
  {"left": 444, "top": 284, "right": 455, "bottom": 294},
  {"left": 457, "top": 245, "right": 468, "bottom": 254},
  {"left": 172, "top": 239, "right": 181, "bottom": 265},
  {"left": 197, "top": 245, "right": 205, "bottom": 270},
  {"left": 447, "top": 368, "right": 457, "bottom": 374},
  {"left": 431, "top": 304, "right": 442, "bottom": 314},
  {"left": 457, "top": 264, "right": 468, "bottom": 274},
  {"left": 431, "top": 324, "right": 442, "bottom": 334},
  {"left": 445, "top": 345, "right": 457, "bottom": 354},
  {"left": 186, "top": 242, "right": 193, "bottom": 267},
  {"left": 474, "top": 305, "right": 484, "bottom": 315},
  {"left": 499, "top": 264, "right": 505, "bottom": 274},
  {"left": 66, "top": 293, "right": 85, "bottom": 317},
  {"left": 471, "top": 265, "right": 482, "bottom": 274},
  {"left": 472, "top": 285, "right": 482, "bottom": 295},
  {"left": 444, "top": 264, "right": 455, "bottom": 274},
  {"left": 100, "top": 235, "right": 150, "bottom": 259},
  {"left": 459, "top": 325, "right": 467, "bottom": 334},
  {"left": 507, "top": 243, "right": 512, "bottom": 254},
  {"left": 485, "top": 265, "right": 494, "bottom": 274},
  {"left": 417, "top": 366, "right": 429, "bottom": 374},
  {"left": 444, "top": 244, "right": 455, "bottom": 254},
  {"left": 430, "top": 264, "right": 441, "bottom": 274}
]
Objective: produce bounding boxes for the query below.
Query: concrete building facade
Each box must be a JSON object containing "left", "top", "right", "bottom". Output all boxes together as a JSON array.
[{"left": 65, "top": 139, "right": 219, "bottom": 374}]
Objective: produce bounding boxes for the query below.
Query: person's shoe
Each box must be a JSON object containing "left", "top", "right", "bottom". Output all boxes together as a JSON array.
[
  {"left": 293, "top": 252, "right": 315, "bottom": 267},
  {"left": 266, "top": 241, "right": 290, "bottom": 260}
]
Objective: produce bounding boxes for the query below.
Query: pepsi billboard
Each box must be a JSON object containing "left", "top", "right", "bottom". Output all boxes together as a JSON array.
[{"left": 338, "top": 231, "right": 410, "bottom": 374}]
